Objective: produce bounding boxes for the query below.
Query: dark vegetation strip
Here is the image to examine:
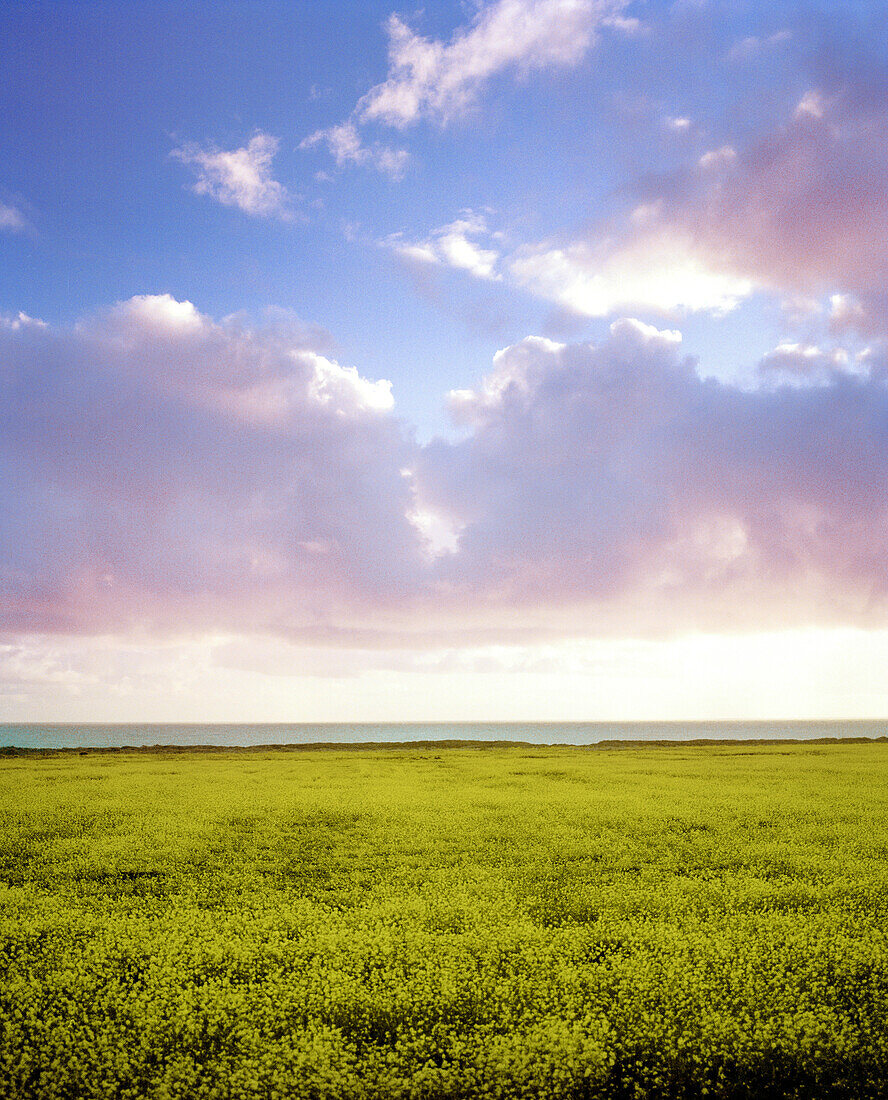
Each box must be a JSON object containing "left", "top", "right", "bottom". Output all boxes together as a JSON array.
[{"left": 2, "top": 736, "right": 886, "bottom": 757}]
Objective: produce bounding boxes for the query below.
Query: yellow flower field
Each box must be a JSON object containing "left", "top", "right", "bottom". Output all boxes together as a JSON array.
[{"left": 1, "top": 742, "right": 886, "bottom": 1098}]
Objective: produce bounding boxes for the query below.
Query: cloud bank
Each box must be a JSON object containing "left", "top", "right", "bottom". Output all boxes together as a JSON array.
[
  {"left": 3, "top": 299, "right": 888, "bottom": 650},
  {"left": 419, "top": 320, "right": 888, "bottom": 636},
  {"left": 0, "top": 297, "right": 421, "bottom": 641}
]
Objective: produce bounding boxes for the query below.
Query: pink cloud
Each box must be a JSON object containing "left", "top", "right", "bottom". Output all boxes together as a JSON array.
[
  {"left": 0, "top": 297, "right": 423, "bottom": 637},
  {"left": 503, "top": 50, "right": 888, "bottom": 329},
  {"left": 417, "top": 319, "right": 888, "bottom": 635},
  {"left": 3, "top": 299, "right": 888, "bottom": 648},
  {"left": 626, "top": 75, "right": 888, "bottom": 326}
]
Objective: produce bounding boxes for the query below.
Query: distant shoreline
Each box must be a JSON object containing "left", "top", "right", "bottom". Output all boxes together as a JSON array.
[{"left": 3, "top": 735, "right": 887, "bottom": 757}]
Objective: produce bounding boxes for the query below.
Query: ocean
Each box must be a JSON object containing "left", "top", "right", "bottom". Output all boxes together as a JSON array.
[{"left": 2, "top": 720, "right": 887, "bottom": 750}]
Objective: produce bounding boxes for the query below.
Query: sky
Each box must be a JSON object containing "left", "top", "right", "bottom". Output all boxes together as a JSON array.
[{"left": 2, "top": 0, "right": 888, "bottom": 722}]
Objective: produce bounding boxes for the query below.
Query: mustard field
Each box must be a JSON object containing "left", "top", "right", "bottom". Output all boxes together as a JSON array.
[{"left": 1, "top": 741, "right": 887, "bottom": 1098}]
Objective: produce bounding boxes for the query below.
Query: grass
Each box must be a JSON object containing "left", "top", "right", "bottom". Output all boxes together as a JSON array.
[{"left": 1, "top": 741, "right": 887, "bottom": 1098}]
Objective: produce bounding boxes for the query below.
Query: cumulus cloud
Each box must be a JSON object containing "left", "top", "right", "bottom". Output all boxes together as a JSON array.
[
  {"left": 171, "top": 133, "right": 294, "bottom": 219},
  {"left": 389, "top": 207, "right": 751, "bottom": 317},
  {"left": 468, "top": 56, "right": 888, "bottom": 326},
  {"left": 417, "top": 319, "right": 888, "bottom": 635},
  {"left": 586, "top": 66, "right": 888, "bottom": 328},
  {"left": 508, "top": 231, "right": 753, "bottom": 316}
]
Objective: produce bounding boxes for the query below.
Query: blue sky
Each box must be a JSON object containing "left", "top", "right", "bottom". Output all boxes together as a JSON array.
[
  {"left": 3, "top": 0, "right": 888, "bottom": 720},
  {"left": 1, "top": 0, "right": 806, "bottom": 430}
]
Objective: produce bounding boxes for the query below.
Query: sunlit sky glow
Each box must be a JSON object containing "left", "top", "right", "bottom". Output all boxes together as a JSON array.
[{"left": 2, "top": 0, "right": 888, "bottom": 721}]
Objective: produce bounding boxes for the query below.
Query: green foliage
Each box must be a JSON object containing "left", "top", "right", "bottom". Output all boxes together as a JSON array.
[{"left": 1, "top": 743, "right": 887, "bottom": 1098}]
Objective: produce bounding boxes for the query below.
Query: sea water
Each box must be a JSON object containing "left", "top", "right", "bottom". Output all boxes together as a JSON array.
[{"left": 2, "top": 720, "right": 886, "bottom": 750}]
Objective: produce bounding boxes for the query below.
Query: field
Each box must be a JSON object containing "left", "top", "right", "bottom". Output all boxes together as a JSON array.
[{"left": 1, "top": 741, "right": 887, "bottom": 1099}]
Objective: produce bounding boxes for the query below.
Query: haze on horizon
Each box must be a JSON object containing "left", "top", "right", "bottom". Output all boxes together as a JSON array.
[{"left": 2, "top": 0, "right": 888, "bottom": 722}]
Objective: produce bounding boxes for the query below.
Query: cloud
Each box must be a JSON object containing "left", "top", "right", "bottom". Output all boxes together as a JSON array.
[
  {"left": 359, "top": 0, "right": 625, "bottom": 128},
  {"left": 5, "top": 298, "right": 888, "bottom": 650},
  {"left": 171, "top": 132, "right": 294, "bottom": 219},
  {"left": 727, "top": 29, "right": 792, "bottom": 63},
  {"left": 303, "top": 0, "right": 624, "bottom": 175},
  {"left": 698, "top": 145, "right": 736, "bottom": 169},
  {"left": 377, "top": 32, "right": 888, "bottom": 326},
  {"left": 758, "top": 341, "right": 853, "bottom": 384},
  {"left": 0, "top": 295, "right": 422, "bottom": 638},
  {"left": 0, "top": 637, "right": 97, "bottom": 697},
  {"left": 389, "top": 206, "right": 752, "bottom": 317},
  {"left": 508, "top": 230, "right": 753, "bottom": 316},
  {"left": 663, "top": 115, "right": 692, "bottom": 133},
  {"left": 590, "top": 66, "right": 888, "bottom": 328},
  {"left": 457, "top": 57, "right": 888, "bottom": 325},
  {"left": 386, "top": 211, "right": 502, "bottom": 280},
  {"left": 0, "top": 202, "right": 26, "bottom": 233},
  {"left": 299, "top": 122, "right": 409, "bottom": 180},
  {"left": 600, "top": 13, "right": 646, "bottom": 37},
  {"left": 417, "top": 319, "right": 888, "bottom": 635},
  {"left": 1, "top": 311, "right": 46, "bottom": 331}
]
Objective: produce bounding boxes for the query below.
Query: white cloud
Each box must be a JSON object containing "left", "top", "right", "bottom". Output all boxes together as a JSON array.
[
  {"left": 88, "top": 293, "right": 394, "bottom": 424},
  {"left": 387, "top": 211, "right": 502, "bottom": 280},
  {"left": 306, "top": 351, "right": 394, "bottom": 413},
  {"left": 758, "top": 341, "right": 854, "bottom": 383},
  {"left": 303, "top": 0, "right": 623, "bottom": 175},
  {"left": 299, "top": 121, "right": 409, "bottom": 180},
  {"left": 1, "top": 311, "right": 46, "bottom": 330},
  {"left": 600, "top": 13, "right": 647, "bottom": 36},
  {"left": 509, "top": 231, "right": 753, "bottom": 316},
  {"left": 698, "top": 144, "right": 737, "bottom": 169},
  {"left": 116, "top": 292, "right": 205, "bottom": 334},
  {"left": 388, "top": 207, "right": 751, "bottom": 317},
  {"left": 359, "top": 0, "right": 623, "bottom": 128},
  {"left": 171, "top": 132, "right": 294, "bottom": 219},
  {"left": 727, "top": 29, "right": 792, "bottom": 62},
  {"left": 794, "top": 89, "right": 827, "bottom": 121},
  {"left": 0, "top": 202, "right": 26, "bottom": 233}
]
